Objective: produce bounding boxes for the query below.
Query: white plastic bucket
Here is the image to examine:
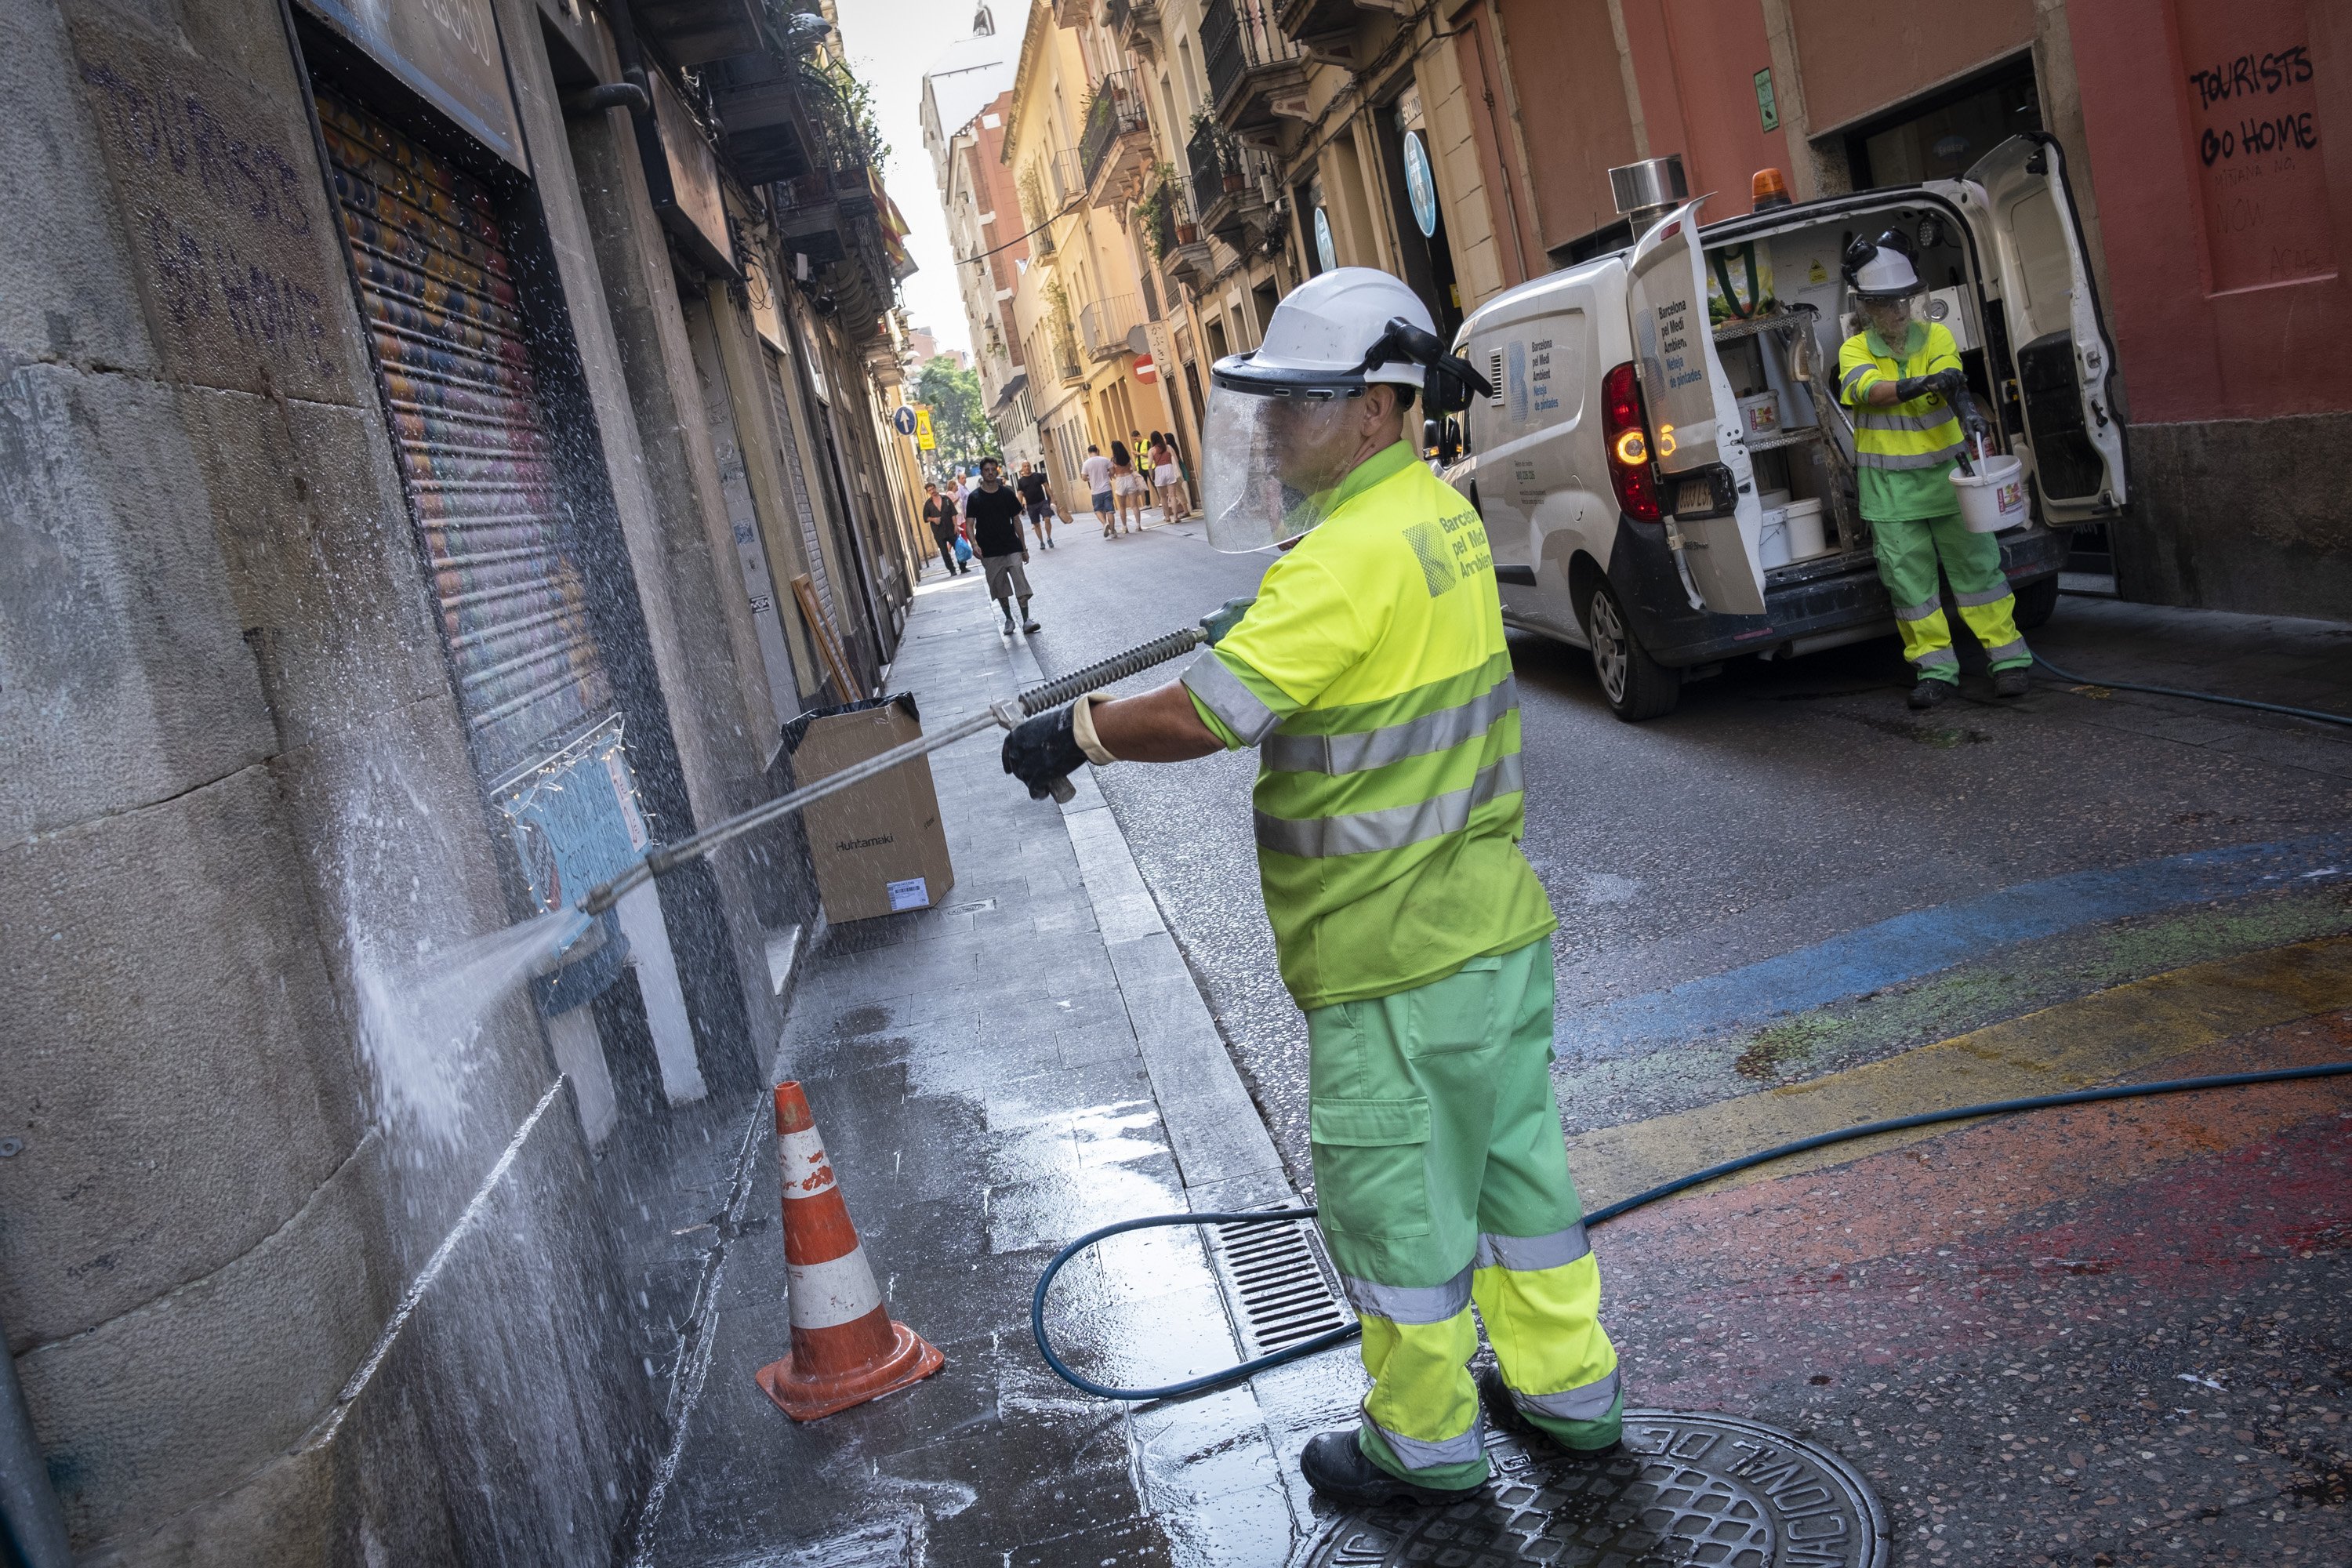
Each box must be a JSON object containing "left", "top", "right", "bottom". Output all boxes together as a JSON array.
[
  {"left": 1782, "top": 498, "right": 1827, "bottom": 559},
  {"left": 1758, "top": 506, "right": 1792, "bottom": 568},
  {"left": 1738, "top": 392, "right": 1780, "bottom": 438},
  {"left": 1952, "top": 455, "right": 2029, "bottom": 533}
]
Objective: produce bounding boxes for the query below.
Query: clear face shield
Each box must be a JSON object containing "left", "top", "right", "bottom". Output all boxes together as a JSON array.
[
  {"left": 1858, "top": 289, "right": 1922, "bottom": 347},
  {"left": 1200, "top": 383, "right": 1373, "bottom": 553}
]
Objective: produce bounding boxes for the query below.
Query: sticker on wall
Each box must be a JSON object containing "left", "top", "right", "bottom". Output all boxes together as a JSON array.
[{"left": 1402, "top": 131, "right": 1439, "bottom": 238}]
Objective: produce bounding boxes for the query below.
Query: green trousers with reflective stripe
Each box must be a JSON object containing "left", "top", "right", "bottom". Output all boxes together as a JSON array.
[
  {"left": 1305, "top": 937, "right": 1621, "bottom": 1490},
  {"left": 1872, "top": 511, "right": 2031, "bottom": 683}
]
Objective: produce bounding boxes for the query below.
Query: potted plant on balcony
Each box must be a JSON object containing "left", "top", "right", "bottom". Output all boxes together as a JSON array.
[{"left": 1133, "top": 182, "right": 1167, "bottom": 260}]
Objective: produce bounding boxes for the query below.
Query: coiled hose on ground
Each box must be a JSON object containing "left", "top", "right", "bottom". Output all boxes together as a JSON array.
[{"left": 1033, "top": 1062, "right": 2352, "bottom": 1400}]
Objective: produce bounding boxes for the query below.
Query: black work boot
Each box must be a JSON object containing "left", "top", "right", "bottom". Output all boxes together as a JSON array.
[
  {"left": 1298, "top": 1431, "right": 1478, "bottom": 1509},
  {"left": 1476, "top": 1366, "right": 1623, "bottom": 1461},
  {"left": 1991, "top": 667, "right": 2030, "bottom": 699},
  {"left": 1907, "top": 677, "right": 1955, "bottom": 710}
]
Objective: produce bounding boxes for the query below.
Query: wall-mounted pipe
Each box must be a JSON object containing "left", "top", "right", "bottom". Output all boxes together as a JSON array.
[
  {"left": 564, "top": 78, "right": 651, "bottom": 118},
  {"left": 2, "top": 1317, "right": 72, "bottom": 1568}
]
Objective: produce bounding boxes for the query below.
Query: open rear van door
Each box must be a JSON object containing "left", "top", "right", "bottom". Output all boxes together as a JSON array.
[
  {"left": 1966, "top": 133, "right": 2129, "bottom": 520},
  {"left": 1626, "top": 199, "right": 1767, "bottom": 616}
]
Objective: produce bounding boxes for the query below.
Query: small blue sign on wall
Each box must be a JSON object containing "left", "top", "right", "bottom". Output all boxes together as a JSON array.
[
  {"left": 892, "top": 405, "right": 919, "bottom": 436},
  {"left": 1402, "top": 130, "right": 1439, "bottom": 238}
]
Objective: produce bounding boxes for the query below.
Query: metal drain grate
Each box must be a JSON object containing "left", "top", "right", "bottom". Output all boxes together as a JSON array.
[{"left": 1203, "top": 1210, "right": 1352, "bottom": 1361}]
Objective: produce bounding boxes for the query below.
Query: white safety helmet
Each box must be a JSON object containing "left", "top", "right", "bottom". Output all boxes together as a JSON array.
[
  {"left": 1201, "top": 269, "right": 1491, "bottom": 551},
  {"left": 1842, "top": 230, "right": 1923, "bottom": 300}
]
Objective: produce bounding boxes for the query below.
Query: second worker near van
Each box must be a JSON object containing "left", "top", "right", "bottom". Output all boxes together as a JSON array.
[
  {"left": 1000, "top": 269, "right": 1623, "bottom": 1511},
  {"left": 1838, "top": 230, "right": 2031, "bottom": 710}
]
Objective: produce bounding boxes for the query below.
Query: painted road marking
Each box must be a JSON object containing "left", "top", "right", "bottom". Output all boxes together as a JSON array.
[
  {"left": 1558, "top": 829, "right": 2352, "bottom": 1063},
  {"left": 1566, "top": 935, "right": 2352, "bottom": 1210}
]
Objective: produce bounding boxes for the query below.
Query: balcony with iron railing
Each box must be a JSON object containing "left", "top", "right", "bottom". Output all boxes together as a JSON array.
[
  {"left": 1051, "top": 310, "right": 1087, "bottom": 386},
  {"left": 1188, "top": 120, "right": 1274, "bottom": 246},
  {"left": 1104, "top": 0, "right": 1162, "bottom": 59},
  {"left": 1078, "top": 72, "right": 1152, "bottom": 207},
  {"left": 1147, "top": 177, "right": 1213, "bottom": 292},
  {"left": 1201, "top": 0, "right": 1307, "bottom": 135},
  {"left": 1078, "top": 294, "right": 1144, "bottom": 361}
]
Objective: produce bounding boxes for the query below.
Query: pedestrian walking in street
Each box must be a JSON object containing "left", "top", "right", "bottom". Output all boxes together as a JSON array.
[
  {"left": 921, "top": 481, "right": 965, "bottom": 576},
  {"left": 1109, "top": 439, "right": 1144, "bottom": 535},
  {"left": 963, "top": 456, "right": 1040, "bottom": 635},
  {"left": 1002, "top": 268, "right": 1613, "bottom": 1509},
  {"left": 1838, "top": 230, "right": 2029, "bottom": 710},
  {"left": 1148, "top": 430, "right": 1188, "bottom": 520},
  {"left": 1016, "top": 460, "right": 1058, "bottom": 550},
  {"left": 1081, "top": 444, "right": 1117, "bottom": 539}
]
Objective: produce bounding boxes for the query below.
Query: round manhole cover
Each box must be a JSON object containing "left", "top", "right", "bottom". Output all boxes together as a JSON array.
[{"left": 1301, "top": 1410, "right": 1887, "bottom": 1567}]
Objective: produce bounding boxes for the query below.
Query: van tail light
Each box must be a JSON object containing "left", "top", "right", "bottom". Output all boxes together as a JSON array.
[{"left": 1602, "top": 361, "right": 1662, "bottom": 522}]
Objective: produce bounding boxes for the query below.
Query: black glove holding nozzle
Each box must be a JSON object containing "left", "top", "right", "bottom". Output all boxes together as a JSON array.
[
  {"left": 1893, "top": 368, "right": 1968, "bottom": 403},
  {"left": 1004, "top": 706, "right": 1089, "bottom": 800}
]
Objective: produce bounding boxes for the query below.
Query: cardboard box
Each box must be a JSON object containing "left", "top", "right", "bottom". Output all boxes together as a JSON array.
[{"left": 786, "top": 695, "right": 953, "bottom": 923}]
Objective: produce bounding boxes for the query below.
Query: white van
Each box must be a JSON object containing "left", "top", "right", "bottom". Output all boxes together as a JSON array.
[{"left": 1443, "top": 134, "right": 2128, "bottom": 720}]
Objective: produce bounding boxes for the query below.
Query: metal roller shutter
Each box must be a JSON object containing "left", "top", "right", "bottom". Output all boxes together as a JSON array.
[
  {"left": 762, "top": 346, "right": 841, "bottom": 639},
  {"left": 318, "top": 89, "right": 615, "bottom": 778}
]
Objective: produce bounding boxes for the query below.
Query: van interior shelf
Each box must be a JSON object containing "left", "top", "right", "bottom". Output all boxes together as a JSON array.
[{"left": 1710, "top": 303, "right": 1819, "bottom": 346}]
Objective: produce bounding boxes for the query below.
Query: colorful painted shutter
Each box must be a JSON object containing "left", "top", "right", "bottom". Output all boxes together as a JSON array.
[{"left": 318, "top": 89, "right": 615, "bottom": 778}]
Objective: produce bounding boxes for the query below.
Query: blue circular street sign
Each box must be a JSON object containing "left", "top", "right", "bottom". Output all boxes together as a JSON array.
[
  {"left": 1402, "top": 130, "right": 1438, "bottom": 238},
  {"left": 1313, "top": 206, "right": 1337, "bottom": 273},
  {"left": 892, "top": 405, "right": 919, "bottom": 436}
]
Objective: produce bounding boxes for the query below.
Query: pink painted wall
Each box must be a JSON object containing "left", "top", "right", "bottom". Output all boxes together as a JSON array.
[
  {"left": 1789, "top": 0, "right": 2036, "bottom": 133},
  {"left": 1621, "top": 0, "right": 1808, "bottom": 220},
  {"left": 2069, "top": 0, "right": 2352, "bottom": 423}
]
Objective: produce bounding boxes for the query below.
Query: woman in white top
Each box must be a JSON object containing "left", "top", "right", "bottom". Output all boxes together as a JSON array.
[
  {"left": 1109, "top": 439, "right": 1143, "bottom": 535},
  {"left": 1147, "top": 430, "right": 1188, "bottom": 521}
]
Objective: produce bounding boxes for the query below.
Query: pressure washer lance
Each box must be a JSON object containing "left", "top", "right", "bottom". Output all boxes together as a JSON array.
[{"left": 578, "top": 627, "right": 1209, "bottom": 918}]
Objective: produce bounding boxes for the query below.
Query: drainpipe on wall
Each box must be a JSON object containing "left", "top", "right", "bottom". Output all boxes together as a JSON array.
[{"left": 2, "top": 1326, "right": 73, "bottom": 1568}]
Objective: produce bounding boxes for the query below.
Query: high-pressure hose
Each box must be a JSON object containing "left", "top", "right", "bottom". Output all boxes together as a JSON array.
[
  {"left": 1032, "top": 1060, "right": 2352, "bottom": 1402},
  {"left": 579, "top": 629, "right": 1207, "bottom": 916},
  {"left": 2035, "top": 655, "right": 2352, "bottom": 729}
]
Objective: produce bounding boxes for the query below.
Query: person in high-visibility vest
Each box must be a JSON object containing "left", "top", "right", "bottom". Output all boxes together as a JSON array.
[
  {"left": 1002, "top": 269, "right": 1622, "bottom": 1508},
  {"left": 1838, "top": 230, "right": 2030, "bottom": 710}
]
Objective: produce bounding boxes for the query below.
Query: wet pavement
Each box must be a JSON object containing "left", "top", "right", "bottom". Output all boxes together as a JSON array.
[{"left": 630, "top": 522, "right": 2352, "bottom": 1566}]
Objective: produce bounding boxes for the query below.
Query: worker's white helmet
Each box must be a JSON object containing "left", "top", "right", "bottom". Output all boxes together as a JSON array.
[
  {"left": 1201, "top": 269, "right": 1491, "bottom": 551},
  {"left": 1842, "top": 230, "right": 1923, "bottom": 300}
]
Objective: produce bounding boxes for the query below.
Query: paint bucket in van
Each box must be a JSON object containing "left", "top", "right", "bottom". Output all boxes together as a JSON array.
[
  {"left": 1951, "top": 455, "right": 2029, "bottom": 533},
  {"left": 1759, "top": 506, "right": 1792, "bottom": 569},
  {"left": 1782, "top": 498, "right": 1826, "bottom": 560},
  {"left": 1738, "top": 392, "right": 1780, "bottom": 438}
]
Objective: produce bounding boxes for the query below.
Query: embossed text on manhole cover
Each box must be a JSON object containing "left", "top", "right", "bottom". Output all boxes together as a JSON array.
[{"left": 1300, "top": 1409, "right": 1888, "bottom": 1568}]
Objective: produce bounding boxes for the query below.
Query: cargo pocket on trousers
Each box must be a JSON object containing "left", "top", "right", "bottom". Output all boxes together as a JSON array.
[{"left": 1309, "top": 1098, "right": 1433, "bottom": 1240}]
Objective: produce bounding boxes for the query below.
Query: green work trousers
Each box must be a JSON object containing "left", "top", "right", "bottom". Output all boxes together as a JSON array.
[
  {"left": 1872, "top": 510, "right": 2030, "bottom": 684},
  {"left": 1305, "top": 936, "right": 1621, "bottom": 1490}
]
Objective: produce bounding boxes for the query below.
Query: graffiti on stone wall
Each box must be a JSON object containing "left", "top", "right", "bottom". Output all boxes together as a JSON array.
[
  {"left": 2174, "top": 7, "right": 2334, "bottom": 292},
  {"left": 70, "top": 24, "right": 350, "bottom": 397}
]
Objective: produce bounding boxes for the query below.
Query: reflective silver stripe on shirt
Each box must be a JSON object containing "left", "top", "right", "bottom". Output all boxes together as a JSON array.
[
  {"left": 1914, "top": 647, "right": 1960, "bottom": 670},
  {"left": 1952, "top": 583, "right": 2016, "bottom": 608},
  {"left": 1509, "top": 1367, "right": 1622, "bottom": 1425},
  {"left": 1365, "top": 1402, "right": 1487, "bottom": 1471},
  {"left": 1262, "top": 677, "right": 1519, "bottom": 776},
  {"left": 1855, "top": 408, "right": 1962, "bottom": 434},
  {"left": 1894, "top": 596, "right": 1943, "bottom": 623},
  {"left": 1855, "top": 445, "right": 1965, "bottom": 470},
  {"left": 1255, "top": 754, "right": 1525, "bottom": 859},
  {"left": 1181, "top": 648, "right": 1280, "bottom": 746},
  {"left": 1839, "top": 363, "right": 1877, "bottom": 396},
  {"left": 1473, "top": 1224, "right": 1591, "bottom": 1274},
  {"left": 1342, "top": 1265, "right": 1473, "bottom": 1325}
]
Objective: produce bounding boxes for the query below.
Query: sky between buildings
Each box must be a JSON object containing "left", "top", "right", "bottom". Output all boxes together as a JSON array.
[{"left": 838, "top": 0, "right": 1022, "bottom": 362}]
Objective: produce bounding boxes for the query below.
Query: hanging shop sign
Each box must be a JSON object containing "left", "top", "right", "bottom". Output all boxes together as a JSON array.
[
  {"left": 1401, "top": 130, "right": 1439, "bottom": 239},
  {"left": 1313, "top": 205, "right": 1338, "bottom": 272},
  {"left": 640, "top": 69, "right": 735, "bottom": 276},
  {"left": 299, "top": 0, "right": 525, "bottom": 170},
  {"left": 914, "top": 405, "right": 938, "bottom": 450},
  {"left": 893, "top": 405, "right": 920, "bottom": 437}
]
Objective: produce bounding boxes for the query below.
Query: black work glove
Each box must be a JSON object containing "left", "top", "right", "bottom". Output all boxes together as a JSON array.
[
  {"left": 1002, "top": 706, "right": 1087, "bottom": 800},
  {"left": 1893, "top": 368, "right": 1967, "bottom": 401}
]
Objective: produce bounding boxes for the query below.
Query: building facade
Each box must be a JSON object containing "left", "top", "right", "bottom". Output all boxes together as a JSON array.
[
  {"left": 961, "top": 0, "right": 2347, "bottom": 624},
  {"left": 2, "top": 0, "right": 919, "bottom": 1559}
]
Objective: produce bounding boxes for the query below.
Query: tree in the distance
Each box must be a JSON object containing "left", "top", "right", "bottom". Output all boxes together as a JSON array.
[{"left": 916, "top": 358, "right": 1000, "bottom": 470}]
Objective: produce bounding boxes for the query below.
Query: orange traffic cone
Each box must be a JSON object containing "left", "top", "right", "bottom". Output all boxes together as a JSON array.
[{"left": 754, "top": 1081, "right": 944, "bottom": 1420}]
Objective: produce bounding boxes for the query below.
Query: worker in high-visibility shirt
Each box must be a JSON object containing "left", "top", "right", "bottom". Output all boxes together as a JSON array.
[
  {"left": 1838, "top": 230, "right": 2031, "bottom": 710},
  {"left": 1001, "top": 269, "right": 1621, "bottom": 1507}
]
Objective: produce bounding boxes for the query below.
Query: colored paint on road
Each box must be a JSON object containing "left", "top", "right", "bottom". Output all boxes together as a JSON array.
[
  {"left": 1558, "top": 829, "right": 2352, "bottom": 1062},
  {"left": 1566, "top": 934, "right": 2352, "bottom": 1210}
]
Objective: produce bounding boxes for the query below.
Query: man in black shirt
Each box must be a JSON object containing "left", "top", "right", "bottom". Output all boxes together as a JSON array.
[
  {"left": 921, "top": 481, "right": 964, "bottom": 575},
  {"left": 1015, "top": 461, "right": 1057, "bottom": 550},
  {"left": 962, "top": 457, "right": 1040, "bottom": 635}
]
